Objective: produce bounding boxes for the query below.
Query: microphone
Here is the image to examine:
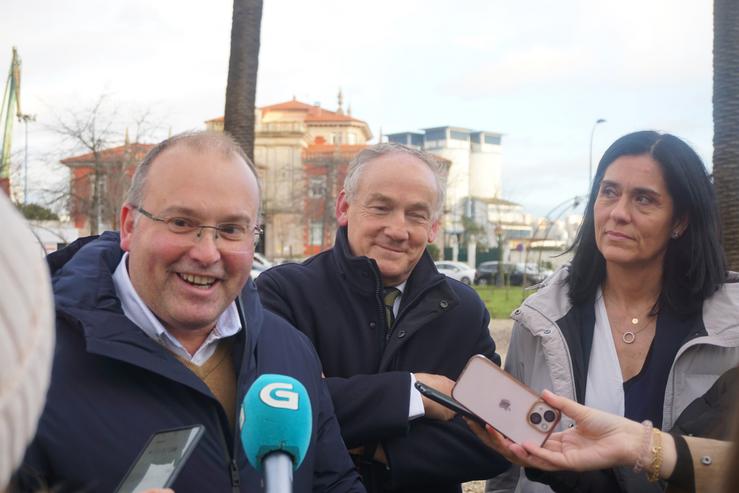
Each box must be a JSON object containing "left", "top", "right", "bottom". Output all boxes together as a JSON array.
[{"left": 241, "top": 374, "right": 313, "bottom": 493}]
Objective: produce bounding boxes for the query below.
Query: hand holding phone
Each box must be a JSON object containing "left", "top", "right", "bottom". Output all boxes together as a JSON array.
[
  {"left": 452, "top": 355, "right": 560, "bottom": 446},
  {"left": 414, "top": 381, "right": 486, "bottom": 425}
]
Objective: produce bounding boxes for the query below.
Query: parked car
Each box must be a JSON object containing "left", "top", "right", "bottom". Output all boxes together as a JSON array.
[
  {"left": 253, "top": 252, "right": 273, "bottom": 268},
  {"left": 250, "top": 262, "right": 268, "bottom": 280},
  {"left": 435, "top": 261, "right": 476, "bottom": 285},
  {"left": 474, "top": 261, "right": 514, "bottom": 285},
  {"left": 509, "top": 262, "right": 547, "bottom": 286},
  {"left": 250, "top": 253, "right": 273, "bottom": 280}
]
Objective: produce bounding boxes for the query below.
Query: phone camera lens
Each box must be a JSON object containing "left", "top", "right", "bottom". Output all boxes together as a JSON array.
[
  {"left": 529, "top": 412, "right": 542, "bottom": 424},
  {"left": 544, "top": 410, "right": 556, "bottom": 422}
]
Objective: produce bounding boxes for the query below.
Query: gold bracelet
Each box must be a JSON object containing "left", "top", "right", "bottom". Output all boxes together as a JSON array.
[{"left": 646, "top": 429, "right": 663, "bottom": 482}]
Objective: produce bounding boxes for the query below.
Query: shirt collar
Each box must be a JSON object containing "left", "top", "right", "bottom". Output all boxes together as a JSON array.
[{"left": 112, "top": 253, "right": 242, "bottom": 365}]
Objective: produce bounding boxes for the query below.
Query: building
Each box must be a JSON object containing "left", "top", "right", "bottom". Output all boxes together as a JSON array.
[
  {"left": 388, "top": 126, "right": 504, "bottom": 264},
  {"left": 60, "top": 140, "right": 153, "bottom": 233},
  {"left": 206, "top": 94, "right": 373, "bottom": 260},
  {"left": 387, "top": 127, "right": 503, "bottom": 244}
]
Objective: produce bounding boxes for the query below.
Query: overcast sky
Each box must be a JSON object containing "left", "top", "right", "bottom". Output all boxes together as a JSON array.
[{"left": 2, "top": 0, "right": 713, "bottom": 217}]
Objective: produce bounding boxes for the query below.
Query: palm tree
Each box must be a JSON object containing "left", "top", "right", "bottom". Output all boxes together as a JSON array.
[
  {"left": 223, "top": 0, "right": 264, "bottom": 163},
  {"left": 713, "top": 0, "right": 739, "bottom": 270}
]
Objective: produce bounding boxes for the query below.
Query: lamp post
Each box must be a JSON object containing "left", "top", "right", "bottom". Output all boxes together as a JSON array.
[
  {"left": 523, "top": 195, "right": 586, "bottom": 287},
  {"left": 19, "top": 113, "right": 36, "bottom": 205},
  {"left": 588, "top": 118, "right": 606, "bottom": 191}
]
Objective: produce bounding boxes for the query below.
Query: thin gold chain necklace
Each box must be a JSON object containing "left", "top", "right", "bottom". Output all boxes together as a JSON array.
[{"left": 616, "top": 315, "right": 654, "bottom": 344}]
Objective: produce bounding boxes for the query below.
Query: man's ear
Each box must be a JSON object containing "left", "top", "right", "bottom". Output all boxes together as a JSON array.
[
  {"left": 120, "top": 203, "right": 136, "bottom": 252},
  {"left": 335, "top": 190, "right": 350, "bottom": 227},
  {"left": 427, "top": 218, "right": 440, "bottom": 243}
]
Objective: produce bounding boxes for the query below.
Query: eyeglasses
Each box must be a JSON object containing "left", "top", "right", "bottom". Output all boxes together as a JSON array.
[{"left": 133, "top": 205, "right": 262, "bottom": 247}]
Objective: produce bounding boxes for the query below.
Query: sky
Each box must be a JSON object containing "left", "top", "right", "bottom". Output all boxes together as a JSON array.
[{"left": 2, "top": 0, "right": 713, "bottom": 217}]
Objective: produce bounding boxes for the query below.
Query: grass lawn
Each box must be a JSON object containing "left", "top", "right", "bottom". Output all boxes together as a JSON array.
[{"left": 473, "top": 285, "right": 532, "bottom": 319}]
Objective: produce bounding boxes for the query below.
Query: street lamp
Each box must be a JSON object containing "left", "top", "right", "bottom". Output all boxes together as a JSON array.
[
  {"left": 19, "top": 113, "right": 36, "bottom": 205},
  {"left": 588, "top": 118, "right": 606, "bottom": 191}
]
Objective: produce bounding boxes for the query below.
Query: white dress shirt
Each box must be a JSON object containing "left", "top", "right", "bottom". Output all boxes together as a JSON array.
[{"left": 112, "top": 253, "right": 242, "bottom": 366}]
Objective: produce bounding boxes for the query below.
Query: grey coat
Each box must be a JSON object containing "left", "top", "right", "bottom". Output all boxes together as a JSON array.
[{"left": 489, "top": 266, "right": 739, "bottom": 493}]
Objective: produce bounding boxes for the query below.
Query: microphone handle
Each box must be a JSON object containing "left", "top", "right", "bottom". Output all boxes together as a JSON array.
[{"left": 263, "top": 451, "right": 294, "bottom": 493}]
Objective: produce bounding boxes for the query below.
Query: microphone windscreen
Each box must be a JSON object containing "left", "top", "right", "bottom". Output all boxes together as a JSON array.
[{"left": 241, "top": 374, "right": 313, "bottom": 471}]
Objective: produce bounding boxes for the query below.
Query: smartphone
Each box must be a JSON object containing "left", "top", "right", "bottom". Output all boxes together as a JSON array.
[
  {"left": 452, "top": 355, "right": 560, "bottom": 446},
  {"left": 114, "top": 425, "right": 205, "bottom": 493},
  {"left": 414, "top": 381, "right": 486, "bottom": 425}
]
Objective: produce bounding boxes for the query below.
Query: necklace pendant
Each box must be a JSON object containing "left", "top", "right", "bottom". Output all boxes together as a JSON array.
[
  {"left": 631, "top": 317, "right": 639, "bottom": 325},
  {"left": 622, "top": 331, "right": 636, "bottom": 344}
]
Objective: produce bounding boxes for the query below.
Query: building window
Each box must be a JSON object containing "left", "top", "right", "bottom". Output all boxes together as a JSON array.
[
  {"left": 347, "top": 133, "right": 357, "bottom": 144},
  {"left": 450, "top": 130, "right": 470, "bottom": 142},
  {"left": 331, "top": 133, "right": 342, "bottom": 144},
  {"left": 309, "top": 221, "right": 323, "bottom": 245},
  {"left": 425, "top": 128, "right": 447, "bottom": 141},
  {"left": 308, "top": 177, "right": 326, "bottom": 197},
  {"left": 484, "top": 134, "right": 502, "bottom": 145}
]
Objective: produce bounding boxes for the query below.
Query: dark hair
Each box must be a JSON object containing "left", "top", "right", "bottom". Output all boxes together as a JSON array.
[{"left": 567, "top": 130, "right": 726, "bottom": 316}]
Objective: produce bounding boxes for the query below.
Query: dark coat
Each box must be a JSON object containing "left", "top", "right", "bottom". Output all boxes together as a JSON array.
[
  {"left": 256, "top": 228, "right": 510, "bottom": 493},
  {"left": 14, "top": 232, "right": 364, "bottom": 493}
]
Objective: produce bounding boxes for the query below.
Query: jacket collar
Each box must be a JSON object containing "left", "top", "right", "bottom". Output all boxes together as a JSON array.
[
  {"left": 51, "top": 232, "right": 261, "bottom": 387},
  {"left": 330, "top": 226, "right": 449, "bottom": 303},
  {"left": 516, "top": 264, "right": 739, "bottom": 341}
]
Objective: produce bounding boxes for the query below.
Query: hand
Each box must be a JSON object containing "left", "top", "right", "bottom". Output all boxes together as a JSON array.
[
  {"left": 414, "top": 373, "right": 456, "bottom": 421},
  {"left": 466, "top": 389, "right": 645, "bottom": 471},
  {"left": 518, "top": 390, "right": 647, "bottom": 471}
]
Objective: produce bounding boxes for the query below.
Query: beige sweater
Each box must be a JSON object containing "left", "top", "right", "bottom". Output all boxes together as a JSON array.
[{"left": 176, "top": 339, "right": 237, "bottom": 430}]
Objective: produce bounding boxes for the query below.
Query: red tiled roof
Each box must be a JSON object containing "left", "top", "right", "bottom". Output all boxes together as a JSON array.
[
  {"left": 304, "top": 144, "right": 366, "bottom": 157},
  {"left": 206, "top": 99, "right": 368, "bottom": 126},
  {"left": 261, "top": 100, "right": 316, "bottom": 112},
  {"left": 61, "top": 143, "right": 154, "bottom": 165}
]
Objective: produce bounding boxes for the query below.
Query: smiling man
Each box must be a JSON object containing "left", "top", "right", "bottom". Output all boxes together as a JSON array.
[
  {"left": 15, "top": 132, "right": 364, "bottom": 493},
  {"left": 257, "top": 143, "right": 510, "bottom": 493}
]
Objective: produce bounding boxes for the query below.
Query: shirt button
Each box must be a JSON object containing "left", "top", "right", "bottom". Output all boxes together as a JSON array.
[
  {"left": 369, "top": 321, "right": 376, "bottom": 329},
  {"left": 701, "top": 455, "right": 712, "bottom": 465},
  {"left": 439, "top": 300, "right": 449, "bottom": 309},
  {"left": 397, "top": 330, "right": 407, "bottom": 338},
  {"left": 544, "top": 329, "right": 551, "bottom": 335}
]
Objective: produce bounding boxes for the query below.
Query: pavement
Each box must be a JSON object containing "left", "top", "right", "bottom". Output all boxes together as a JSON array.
[{"left": 490, "top": 318, "right": 514, "bottom": 363}]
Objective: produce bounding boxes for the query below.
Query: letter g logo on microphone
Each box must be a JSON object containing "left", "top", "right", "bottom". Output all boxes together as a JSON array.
[{"left": 259, "top": 382, "right": 299, "bottom": 410}]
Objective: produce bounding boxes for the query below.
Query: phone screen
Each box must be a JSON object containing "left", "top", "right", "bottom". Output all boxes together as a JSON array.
[{"left": 115, "top": 425, "right": 204, "bottom": 493}]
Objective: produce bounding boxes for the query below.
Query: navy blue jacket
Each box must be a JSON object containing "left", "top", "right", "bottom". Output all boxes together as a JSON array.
[
  {"left": 15, "top": 232, "right": 364, "bottom": 493},
  {"left": 256, "top": 228, "right": 510, "bottom": 493}
]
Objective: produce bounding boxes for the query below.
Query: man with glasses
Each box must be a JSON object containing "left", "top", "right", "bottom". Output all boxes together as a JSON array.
[
  {"left": 256, "top": 143, "right": 510, "bottom": 493},
  {"left": 15, "top": 132, "right": 364, "bottom": 493}
]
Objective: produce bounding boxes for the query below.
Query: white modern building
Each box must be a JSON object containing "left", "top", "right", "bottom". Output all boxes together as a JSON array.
[{"left": 387, "top": 126, "right": 503, "bottom": 252}]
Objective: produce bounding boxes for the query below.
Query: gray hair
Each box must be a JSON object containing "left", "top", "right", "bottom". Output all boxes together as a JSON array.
[
  {"left": 126, "top": 130, "right": 262, "bottom": 221},
  {"left": 344, "top": 143, "right": 446, "bottom": 219}
]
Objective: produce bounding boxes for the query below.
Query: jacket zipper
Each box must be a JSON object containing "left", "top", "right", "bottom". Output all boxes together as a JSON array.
[{"left": 212, "top": 406, "right": 240, "bottom": 492}]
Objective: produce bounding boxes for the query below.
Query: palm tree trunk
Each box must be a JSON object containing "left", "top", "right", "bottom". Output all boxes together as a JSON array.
[
  {"left": 224, "top": 0, "right": 263, "bottom": 163},
  {"left": 714, "top": 0, "right": 739, "bottom": 270}
]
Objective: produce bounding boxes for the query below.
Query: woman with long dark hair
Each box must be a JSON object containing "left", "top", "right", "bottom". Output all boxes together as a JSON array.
[{"left": 485, "top": 131, "right": 739, "bottom": 493}]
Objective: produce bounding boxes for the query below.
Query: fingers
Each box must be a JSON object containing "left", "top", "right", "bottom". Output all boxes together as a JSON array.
[
  {"left": 415, "top": 373, "right": 456, "bottom": 420},
  {"left": 421, "top": 396, "right": 456, "bottom": 421},
  {"left": 415, "top": 372, "right": 454, "bottom": 395},
  {"left": 540, "top": 389, "right": 587, "bottom": 420},
  {"left": 516, "top": 442, "right": 565, "bottom": 471}
]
